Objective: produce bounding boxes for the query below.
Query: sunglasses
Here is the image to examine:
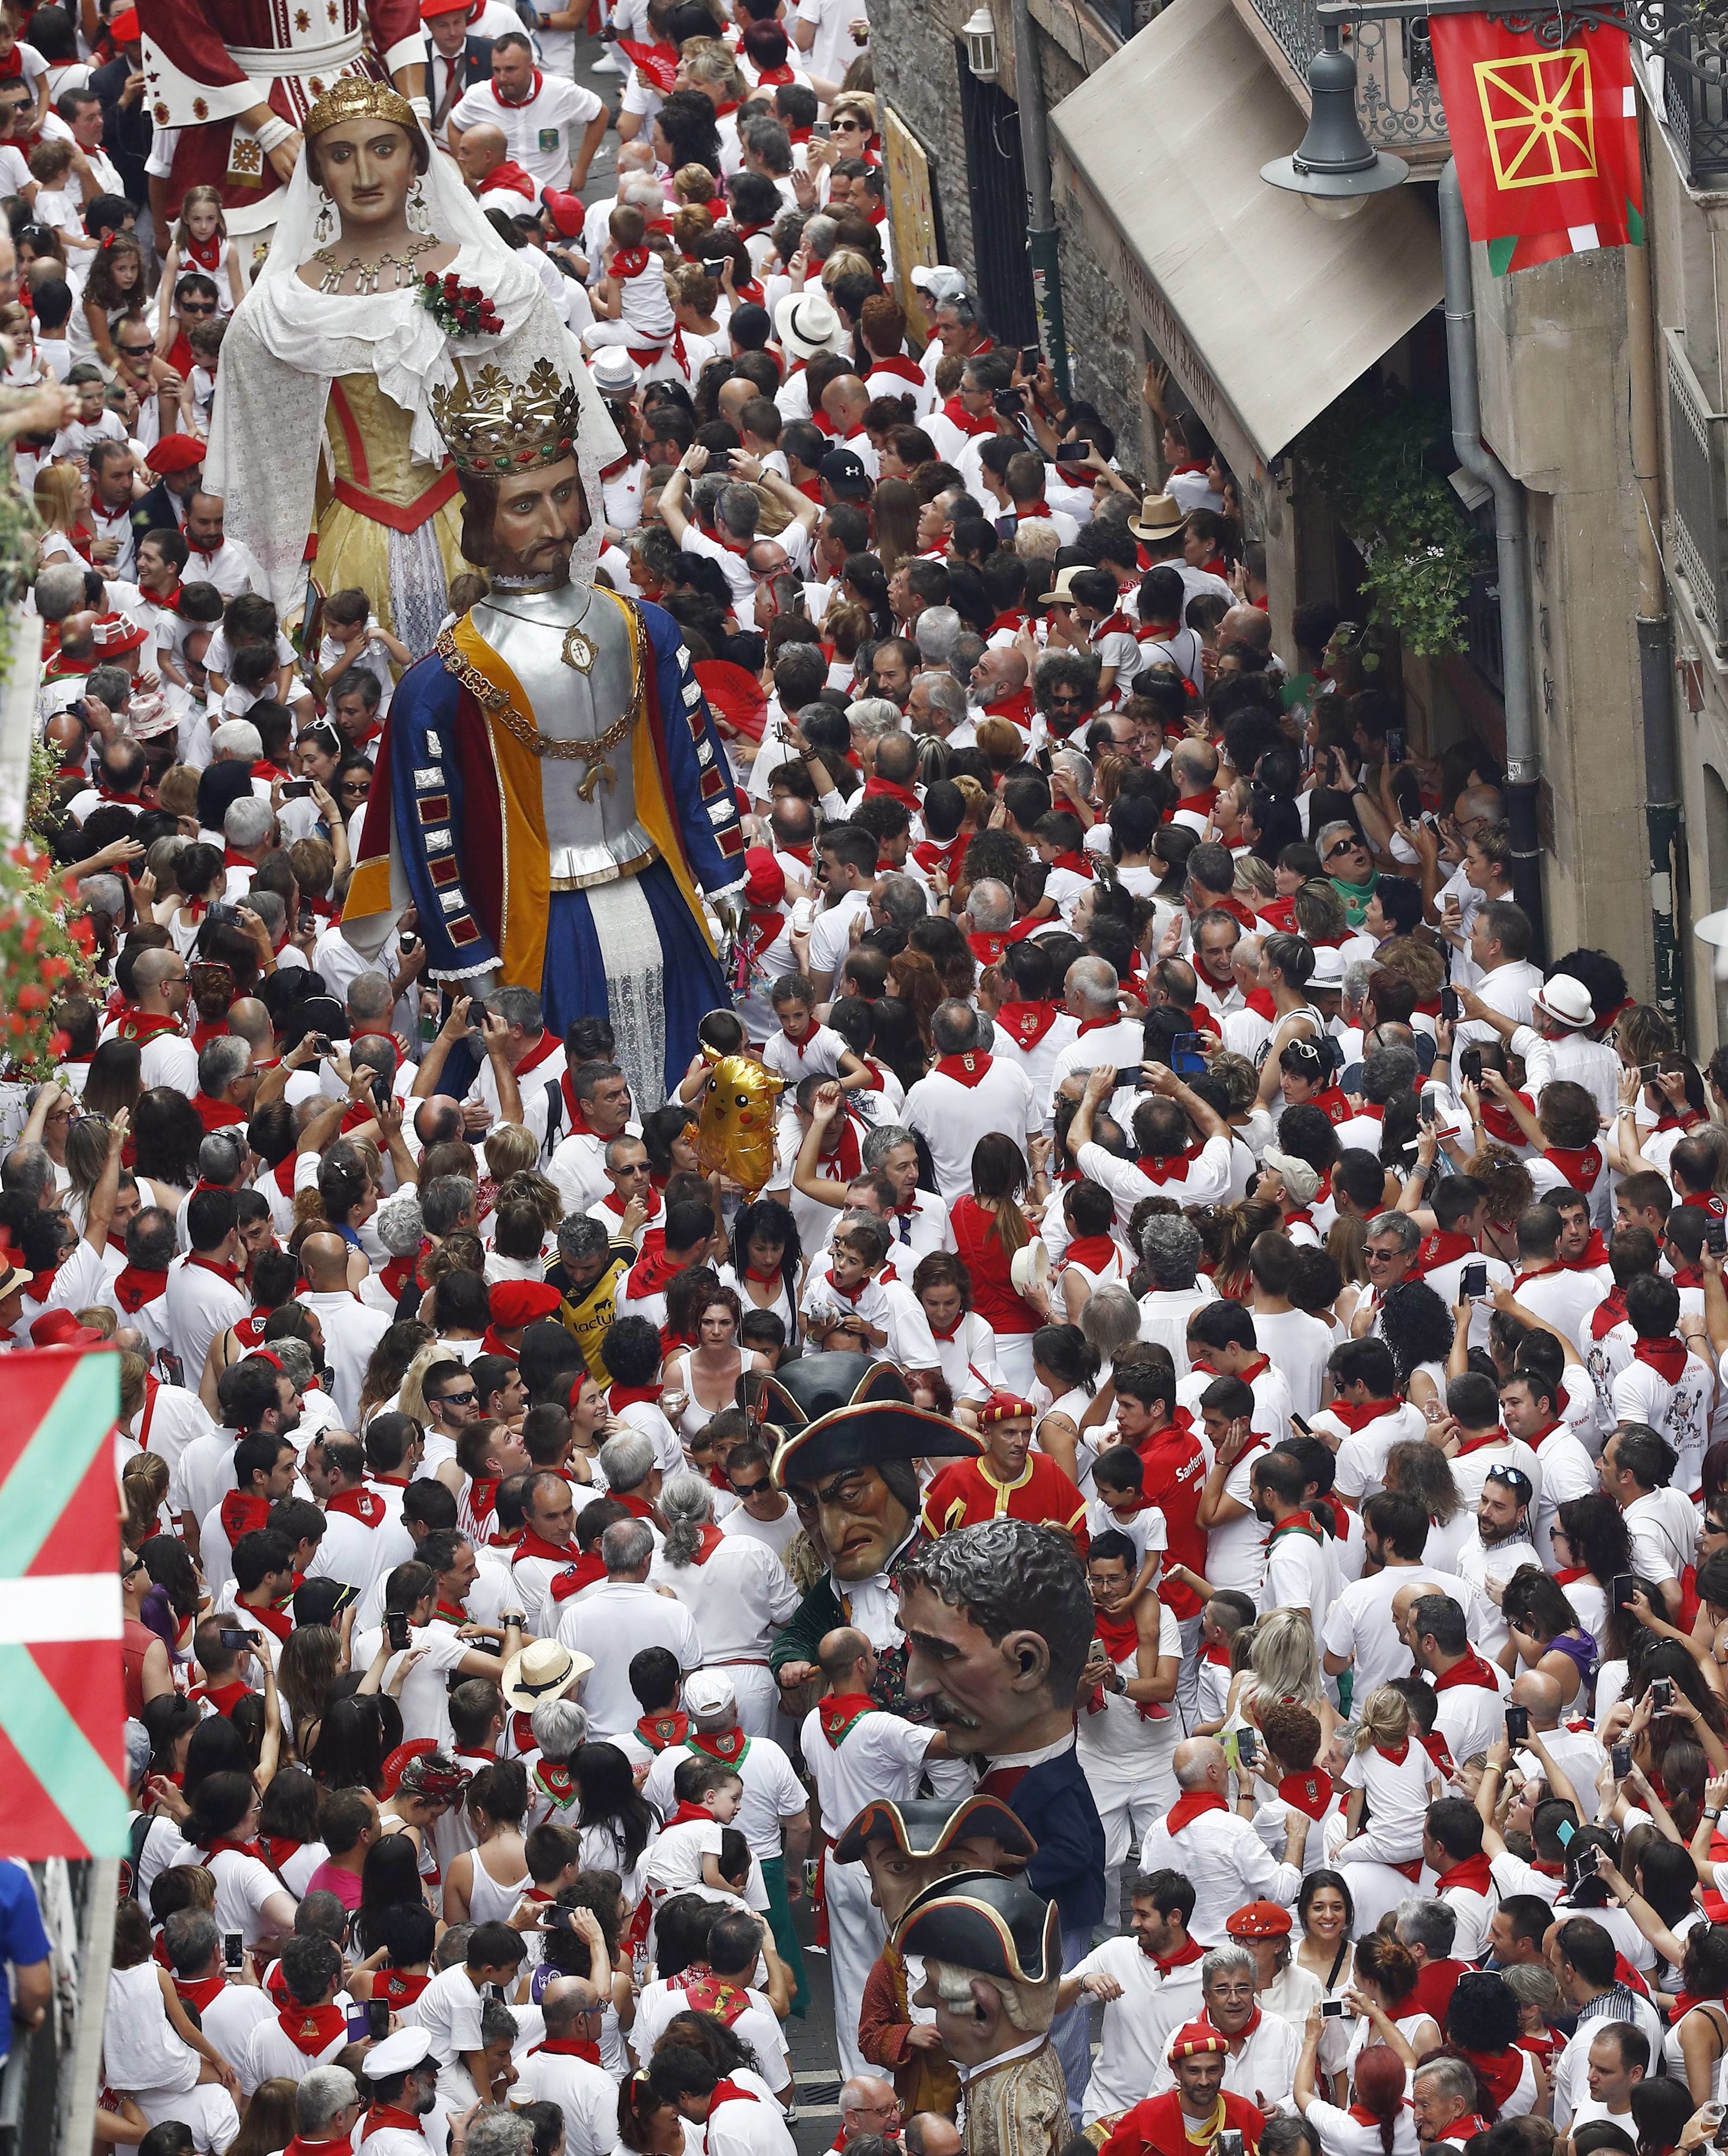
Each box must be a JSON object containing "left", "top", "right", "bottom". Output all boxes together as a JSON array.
[
  {"left": 731, "top": 1477, "right": 772, "bottom": 1497},
  {"left": 1324, "top": 841, "right": 1363, "bottom": 862},
  {"left": 339, "top": 779, "right": 370, "bottom": 794},
  {"left": 435, "top": 1388, "right": 477, "bottom": 1407}
]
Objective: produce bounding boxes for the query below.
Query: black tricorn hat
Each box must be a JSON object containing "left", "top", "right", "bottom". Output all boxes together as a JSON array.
[
  {"left": 833, "top": 1794, "right": 1039, "bottom": 1868},
  {"left": 896, "top": 1869, "right": 1060, "bottom": 1986},
  {"left": 762, "top": 1352, "right": 979, "bottom": 1490}
]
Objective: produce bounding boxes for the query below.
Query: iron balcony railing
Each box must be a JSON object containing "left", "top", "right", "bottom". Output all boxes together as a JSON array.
[
  {"left": 1241, "top": 0, "right": 1453, "bottom": 161},
  {"left": 1661, "top": 18, "right": 1728, "bottom": 187}
]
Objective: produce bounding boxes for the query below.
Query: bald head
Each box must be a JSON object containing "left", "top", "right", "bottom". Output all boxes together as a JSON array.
[
  {"left": 1172, "top": 1737, "right": 1227, "bottom": 1794},
  {"left": 971, "top": 647, "right": 1027, "bottom": 703},
  {"left": 818, "top": 1625, "right": 872, "bottom": 1685},
  {"left": 541, "top": 1977, "right": 601, "bottom": 2037},
  {"left": 822, "top": 374, "right": 870, "bottom": 429},
  {"left": 299, "top": 1231, "right": 352, "bottom": 1292},
  {"left": 841, "top": 2079, "right": 899, "bottom": 2135},
  {"left": 455, "top": 121, "right": 508, "bottom": 185},
  {"left": 226, "top": 996, "right": 273, "bottom": 1056},
  {"left": 906, "top": 2117, "right": 963, "bottom": 2156},
  {"left": 1510, "top": 1670, "right": 1563, "bottom": 1727},
  {"left": 133, "top": 945, "right": 184, "bottom": 1004},
  {"left": 1220, "top": 605, "right": 1272, "bottom": 655}
]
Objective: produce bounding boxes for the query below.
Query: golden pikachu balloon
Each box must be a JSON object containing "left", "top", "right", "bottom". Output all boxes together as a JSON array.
[{"left": 694, "top": 1050, "right": 784, "bottom": 1196}]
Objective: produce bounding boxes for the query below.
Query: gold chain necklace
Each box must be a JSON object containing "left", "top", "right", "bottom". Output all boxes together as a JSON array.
[
  {"left": 435, "top": 625, "right": 641, "bottom": 766},
  {"left": 312, "top": 235, "right": 441, "bottom": 295}
]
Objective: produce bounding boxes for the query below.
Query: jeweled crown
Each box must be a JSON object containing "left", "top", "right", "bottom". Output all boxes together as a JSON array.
[
  {"left": 303, "top": 76, "right": 418, "bottom": 137},
  {"left": 430, "top": 358, "right": 583, "bottom": 475}
]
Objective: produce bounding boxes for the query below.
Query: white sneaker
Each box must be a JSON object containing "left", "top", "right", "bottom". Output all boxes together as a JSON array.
[{"left": 591, "top": 48, "right": 625, "bottom": 71}]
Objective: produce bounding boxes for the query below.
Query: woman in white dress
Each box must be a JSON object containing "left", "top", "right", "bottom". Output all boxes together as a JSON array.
[
  {"left": 1030, "top": 1321, "right": 1100, "bottom": 1493},
  {"left": 719, "top": 1198, "right": 801, "bottom": 1348},
  {"left": 1339, "top": 1933, "right": 1441, "bottom": 2080},
  {"left": 661, "top": 1282, "right": 770, "bottom": 1442},
  {"left": 912, "top": 1250, "right": 1003, "bottom": 1415}
]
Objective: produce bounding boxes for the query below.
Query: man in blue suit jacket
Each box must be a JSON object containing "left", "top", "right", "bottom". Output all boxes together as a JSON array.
[
  {"left": 900, "top": 1519, "right": 1107, "bottom": 2121},
  {"left": 424, "top": 5, "right": 495, "bottom": 129}
]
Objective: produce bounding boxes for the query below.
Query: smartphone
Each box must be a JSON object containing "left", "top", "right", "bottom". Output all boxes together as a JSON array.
[
  {"left": 1021, "top": 344, "right": 1041, "bottom": 372},
  {"left": 368, "top": 1997, "right": 391, "bottom": 2040},
  {"left": 222, "top": 1931, "right": 244, "bottom": 1971},
  {"left": 1459, "top": 1046, "right": 1483, "bottom": 1086},
  {"left": 1439, "top": 987, "right": 1460, "bottom": 1023},
  {"left": 280, "top": 777, "right": 313, "bottom": 798},
  {"left": 1385, "top": 726, "right": 1406, "bottom": 762},
  {"left": 1218, "top": 2134, "right": 1245, "bottom": 2156},
  {"left": 1171, "top": 1031, "right": 1207, "bottom": 1077},
  {"left": 1708, "top": 1220, "right": 1727, "bottom": 1257},
  {"left": 1574, "top": 1844, "right": 1602, "bottom": 1876},
  {"left": 206, "top": 900, "right": 243, "bottom": 927},
  {"left": 1652, "top": 1676, "right": 1675, "bottom": 1709},
  {"left": 1321, "top": 1999, "right": 1350, "bottom": 2019},
  {"left": 297, "top": 908, "right": 315, "bottom": 936},
  {"left": 1640, "top": 1061, "right": 1661, "bottom": 1083},
  {"left": 1504, "top": 1704, "right": 1530, "bottom": 1742},
  {"left": 1236, "top": 1727, "right": 1259, "bottom": 1768},
  {"left": 217, "top": 1627, "right": 252, "bottom": 1652},
  {"left": 1610, "top": 1572, "right": 1636, "bottom": 1609},
  {"left": 372, "top": 1076, "right": 392, "bottom": 1113},
  {"left": 1290, "top": 1413, "right": 1312, "bottom": 1440},
  {"left": 1611, "top": 1742, "right": 1632, "bottom": 1779},
  {"left": 810, "top": 117, "right": 832, "bottom": 137},
  {"left": 1418, "top": 1093, "right": 1438, "bottom": 1130},
  {"left": 385, "top": 1610, "right": 412, "bottom": 1652},
  {"left": 1461, "top": 1259, "right": 1488, "bottom": 1299}
]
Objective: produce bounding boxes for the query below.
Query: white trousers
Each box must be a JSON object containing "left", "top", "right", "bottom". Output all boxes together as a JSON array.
[{"left": 824, "top": 1854, "right": 888, "bottom": 2080}]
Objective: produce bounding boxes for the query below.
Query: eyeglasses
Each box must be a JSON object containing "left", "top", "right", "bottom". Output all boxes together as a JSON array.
[
  {"left": 1047, "top": 690, "right": 1087, "bottom": 705},
  {"left": 833, "top": 116, "right": 867, "bottom": 130},
  {"left": 118, "top": 343, "right": 153, "bottom": 359}
]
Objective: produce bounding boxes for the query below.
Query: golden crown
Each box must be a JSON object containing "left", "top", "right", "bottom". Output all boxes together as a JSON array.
[
  {"left": 430, "top": 359, "right": 584, "bottom": 475},
  {"left": 304, "top": 75, "right": 419, "bottom": 139}
]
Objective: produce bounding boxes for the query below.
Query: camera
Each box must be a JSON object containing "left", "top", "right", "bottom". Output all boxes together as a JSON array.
[
  {"left": 1639, "top": 1061, "right": 1660, "bottom": 1083},
  {"left": 1321, "top": 2000, "right": 1349, "bottom": 2020},
  {"left": 992, "top": 388, "right": 1025, "bottom": 416},
  {"left": 385, "top": 1610, "right": 412, "bottom": 1652},
  {"left": 280, "top": 777, "right": 312, "bottom": 798}
]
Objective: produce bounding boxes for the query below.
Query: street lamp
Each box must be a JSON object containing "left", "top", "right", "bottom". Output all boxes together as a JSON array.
[
  {"left": 1260, "top": 26, "right": 1409, "bottom": 217},
  {"left": 961, "top": 5, "right": 998, "bottom": 78}
]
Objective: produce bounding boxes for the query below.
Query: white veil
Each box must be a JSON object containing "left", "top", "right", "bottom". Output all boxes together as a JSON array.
[{"left": 206, "top": 113, "right": 625, "bottom": 611}]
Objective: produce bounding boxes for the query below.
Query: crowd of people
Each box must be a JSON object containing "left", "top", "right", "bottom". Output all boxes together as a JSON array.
[{"left": 12, "top": 2, "right": 1728, "bottom": 2156}]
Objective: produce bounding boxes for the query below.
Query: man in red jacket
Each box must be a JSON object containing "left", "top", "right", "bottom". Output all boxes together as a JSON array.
[{"left": 1099, "top": 2024, "right": 1267, "bottom": 2156}]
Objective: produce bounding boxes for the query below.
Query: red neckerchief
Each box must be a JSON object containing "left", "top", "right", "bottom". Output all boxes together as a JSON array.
[
  {"left": 1419, "top": 1729, "right": 1458, "bottom": 1781},
  {"left": 116, "top": 1008, "right": 182, "bottom": 1044},
  {"left": 380, "top": 1252, "right": 417, "bottom": 1300},
  {"left": 481, "top": 159, "right": 537, "bottom": 199},
  {"left": 188, "top": 1682, "right": 253, "bottom": 1719},
  {"left": 1049, "top": 849, "right": 1094, "bottom": 881},
  {"left": 492, "top": 66, "right": 545, "bottom": 103},
  {"left": 863, "top": 774, "right": 921, "bottom": 813},
  {"left": 1553, "top": 1564, "right": 1589, "bottom": 1586},
  {"left": 818, "top": 1117, "right": 864, "bottom": 1182},
  {"left": 175, "top": 1971, "right": 229, "bottom": 2013},
  {"left": 199, "top": 1833, "right": 263, "bottom": 1863},
  {"left": 374, "top": 1967, "right": 430, "bottom": 2008},
  {"left": 187, "top": 1252, "right": 240, "bottom": 1287},
  {"left": 1435, "top": 1851, "right": 1494, "bottom": 1896},
  {"left": 511, "top": 1029, "right": 561, "bottom": 1080},
  {"left": 1415, "top": 1229, "right": 1476, "bottom": 1275},
  {"left": 1543, "top": 1141, "right": 1603, "bottom": 1188},
  {"left": 613, "top": 1490, "right": 658, "bottom": 1521},
  {"left": 535, "top": 2034, "right": 604, "bottom": 2061},
  {"left": 690, "top": 1720, "right": 749, "bottom": 1760},
  {"left": 664, "top": 1800, "right": 715, "bottom": 1827},
  {"left": 983, "top": 687, "right": 1036, "bottom": 726},
  {"left": 637, "top": 1709, "right": 690, "bottom": 1751},
  {"left": 1278, "top": 1769, "right": 1334, "bottom": 1819},
  {"left": 326, "top": 1485, "right": 386, "bottom": 1527},
  {"left": 1592, "top": 1288, "right": 1628, "bottom": 1340},
  {"left": 710, "top": 2081, "right": 761, "bottom": 2111},
  {"left": 514, "top": 1527, "right": 576, "bottom": 1568},
  {"left": 1267, "top": 1508, "right": 1323, "bottom": 1546},
  {"left": 1433, "top": 1653, "right": 1501, "bottom": 1694},
  {"left": 1523, "top": 1421, "right": 1566, "bottom": 1451},
  {"left": 558, "top": 1071, "right": 596, "bottom": 1138},
  {"left": 1452, "top": 1424, "right": 1511, "bottom": 1457},
  {"left": 686, "top": 1525, "right": 726, "bottom": 1566},
  {"left": 547, "top": 1549, "right": 606, "bottom": 1604},
  {"left": 1165, "top": 1790, "right": 1228, "bottom": 1834},
  {"left": 869, "top": 350, "right": 926, "bottom": 386},
  {"left": 244, "top": 1597, "right": 293, "bottom": 1643},
  {"left": 113, "top": 1263, "right": 168, "bottom": 1312},
  {"left": 219, "top": 1489, "right": 270, "bottom": 1542},
  {"left": 192, "top": 1093, "right": 245, "bottom": 1133},
  {"left": 995, "top": 999, "right": 1061, "bottom": 1049},
  {"left": 625, "top": 1246, "right": 678, "bottom": 1301},
  {"left": 361, "top": 2107, "right": 428, "bottom": 2144},
  {"left": 818, "top": 1691, "right": 876, "bottom": 1746},
  {"left": 939, "top": 393, "right": 996, "bottom": 438},
  {"left": 1063, "top": 1234, "right": 1120, "bottom": 1276},
  {"left": 1633, "top": 1334, "right": 1689, "bottom": 1383},
  {"left": 1673, "top": 1264, "right": 1704, "bottom": 1290},
  {"left": 1326, "top": 1396, "right": 1399, "bottom": 1432},
  {"left": 278, "top": 2001, "right": 346, "bottom": 2056},
  {"left": 1133, "top": 1152, "right": 1192, "bottom": 1187}
]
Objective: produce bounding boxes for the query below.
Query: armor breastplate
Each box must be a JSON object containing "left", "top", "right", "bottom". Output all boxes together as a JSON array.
[{"left": 469, "top": 582, "right": 653, "bottom": 889}]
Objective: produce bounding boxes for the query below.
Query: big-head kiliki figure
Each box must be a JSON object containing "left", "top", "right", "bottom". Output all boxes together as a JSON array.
[
  {"left": 899, "top": 1519, "right": 1107, "bottom": 2118},
  {"left": 341, "top": 355, "right": 747, "bottom": 1110}
]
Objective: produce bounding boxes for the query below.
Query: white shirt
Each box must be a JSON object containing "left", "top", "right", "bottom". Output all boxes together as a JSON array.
[
  {"left": 903, "top": 1056, "right": 1039, "bottom": 1204},
  {"left": 1069, "top": 1934, "right": 1204, "bottom": 2124},
  {"left": 643, "top": 1731, "right": 807, "bottom": 1864},
  {"left": 1322, "top": 1563, "right": 1480, "bottom": 1700},
  {"left": 295, "top": 1288, "right": 391, "bottom": 1428},
  {"left": 164, "top": 1254, "right": 247, "bottom": 1382},
  {"left": 647, "top": 1532, "right": 801, "bottom": 1664},
  {"left": 1621, "top": 1484, "right": 1700, "bottom": 1583},
  {"left": 1139, "top": 1803, "right": 1302, "bottom": 1946},
  {"left": 557, "top": 1580, "right": 704, "bottom": 1736},
  {"left": 449, "top": 73, "right": 604, "bottom": 191},
  {"left": 512, "top": 2043, "right": 620, "bottom": 2156},
  {"left": 800, "top": 1702, "right": 935, "bottom": 1840}
]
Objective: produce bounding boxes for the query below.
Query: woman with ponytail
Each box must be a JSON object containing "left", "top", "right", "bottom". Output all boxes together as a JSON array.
[{"left": 1294, "top": 2034, "right": 1418, "bottom": 2156}]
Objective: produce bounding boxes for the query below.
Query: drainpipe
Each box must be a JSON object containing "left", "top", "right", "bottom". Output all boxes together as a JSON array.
[
  {"left": 1624, "top": 199, "right": 1684, "bottom": 1041},
  {"left": 1008, "top": 0, "right": 1072, "bottom": 403},
  {"left": 1439, "top": 159, "right": 1543, "bottom": 957}
]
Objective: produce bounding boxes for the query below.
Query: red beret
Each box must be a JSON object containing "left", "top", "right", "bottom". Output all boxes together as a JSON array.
[
  {"left": 1225, "top": 1901, "right": 1292, "bottom": 1939},
  {"left": 30, "top": 1309, "right": 107, "bottom": 1350},
  {"left": 1167, "top": 2022, "right": 1230, "bottom": 2064},
  {"left": 978, "top": 1391, "right": 1036, "bottom": 1425},
  {"left": 419, "top": 0, "right": 481, "bottom": 17},
  {"left": 145, "top": 433, "right": 206, "bottom": 475},
  {"left": 488, "top": 1280, "right": 565, "bottom": 1328},
  {"left": 744, "top": 845, "right": 785, "bottom": 908}
]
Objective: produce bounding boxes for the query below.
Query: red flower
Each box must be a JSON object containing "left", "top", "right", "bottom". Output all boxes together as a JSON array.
[{"left": 15, "top": 986, "right": 43, "bottom": 1012}]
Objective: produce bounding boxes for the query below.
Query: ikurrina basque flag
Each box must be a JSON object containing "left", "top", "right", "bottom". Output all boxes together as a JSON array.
[
  {"left": 0, "top": 1352, "right": 128, "bottom": 1857},
  {"left": 1428, "top": 15, "right": 1644, "bottom": 274}
]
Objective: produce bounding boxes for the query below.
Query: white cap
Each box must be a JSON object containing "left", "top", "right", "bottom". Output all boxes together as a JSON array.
[
  {"left": 363, "top": 2026, "right": 435, "bottom": 2079},
  {"left": 683, "top": 1669, "right": 738, "bottom": 1723},
  {"left": 908, "top": 264, "right": 969, "bottom": 309},
  {"left": 1307, "top": 945, "right": 1347, "bottom": 991}
]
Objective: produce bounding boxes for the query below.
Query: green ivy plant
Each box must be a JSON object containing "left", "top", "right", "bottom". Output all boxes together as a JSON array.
[{"left": 1294, "top": 378, "right": 1486, "bottom": 659}]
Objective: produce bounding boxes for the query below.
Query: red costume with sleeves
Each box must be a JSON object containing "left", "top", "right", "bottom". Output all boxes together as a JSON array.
[
  {"left": 1100, "top": 2090, "right": 1266, "bottom": 2156},
  {"left": 137, "top": 0, "right": 424, "bottom": 232}
]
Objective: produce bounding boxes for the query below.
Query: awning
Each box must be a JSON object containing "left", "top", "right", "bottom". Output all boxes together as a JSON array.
[{"left": 1048, "top": 0, "right": 1443, "bottom": 473}]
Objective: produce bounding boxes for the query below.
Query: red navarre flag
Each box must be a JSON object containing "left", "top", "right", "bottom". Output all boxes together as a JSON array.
[{"left": 1428, "top": 15, "right": 1644, "bottom": 274}]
